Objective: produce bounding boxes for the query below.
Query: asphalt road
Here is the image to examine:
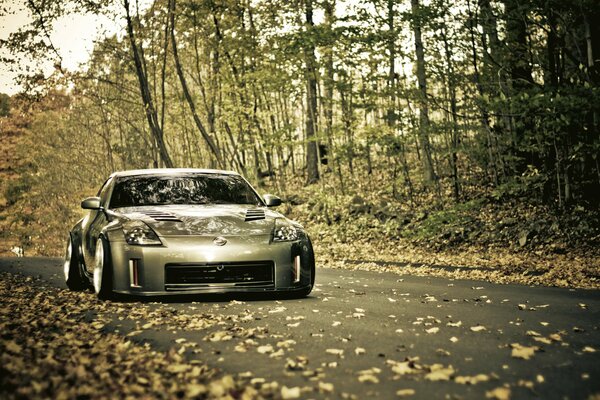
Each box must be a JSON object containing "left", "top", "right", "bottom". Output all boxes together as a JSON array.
[{"left": 1, "top": 257, "right": 599, "bottom": 399}]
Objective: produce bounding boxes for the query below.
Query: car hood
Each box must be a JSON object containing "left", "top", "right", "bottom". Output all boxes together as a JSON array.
[{"left": 113, "top": 204, "right": 282, "bottom": 237}]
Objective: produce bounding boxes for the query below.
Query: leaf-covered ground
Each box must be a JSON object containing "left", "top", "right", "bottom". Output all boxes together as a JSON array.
[
  {"left": 2, "top": 261, "right": 599, "bottom": 399},
  {"left": 0, "top": 272, "right": 270, "bottom": 399},
  {"left": 285, "top": 185, "right": 600, "bottom": 289}
]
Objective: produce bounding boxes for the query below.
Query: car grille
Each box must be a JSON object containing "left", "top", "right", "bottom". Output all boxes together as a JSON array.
[{"left": 164, "top": 261, "right": 274, "bottom": 290}]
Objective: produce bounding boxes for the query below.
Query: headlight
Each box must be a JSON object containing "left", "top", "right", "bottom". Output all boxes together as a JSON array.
[
  {"left": 122, "top": 220, "right": 162, "bottom": 245},
  {"left": 273, "top": 218, "right": 299, "bottom": 242}
]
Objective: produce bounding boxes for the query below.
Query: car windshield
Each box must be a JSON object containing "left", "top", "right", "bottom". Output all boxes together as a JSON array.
[{"left": 109, "top": 174, "right": 263, "bottom": 208}]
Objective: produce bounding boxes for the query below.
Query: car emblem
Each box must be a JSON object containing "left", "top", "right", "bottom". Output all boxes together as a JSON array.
[
  {"left": 216, "top": 265, "right": 225, "bottom": 271},
  {"left": 213, "top": 236, "right": 227, "bottom": 246}
]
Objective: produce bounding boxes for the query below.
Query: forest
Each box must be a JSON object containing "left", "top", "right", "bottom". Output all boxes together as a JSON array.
[{"left": 1, "top": 0, "right": 599, "bottom": 286}]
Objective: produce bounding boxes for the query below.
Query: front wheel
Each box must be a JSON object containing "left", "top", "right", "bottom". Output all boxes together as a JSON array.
[
  {"left": 295, "top": 237, "right": 316, "bottom": 298},
  {"left": 64, "top": 235, "right": 87, "bottom": 291},
  {"left": 93, "top": 237, "right": 114, "bottom": 300}
]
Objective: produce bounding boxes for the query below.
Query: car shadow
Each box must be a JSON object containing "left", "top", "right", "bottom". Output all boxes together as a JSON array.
[{"left": 111, "top": 291, "right": 319, "bottom": 304}]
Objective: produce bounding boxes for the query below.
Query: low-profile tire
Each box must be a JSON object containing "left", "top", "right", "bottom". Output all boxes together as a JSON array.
[
  {"left": 295, "top": 237, "right": 316, "bottom": 298},
  {"left": 93, "top": 237, "right": 114, "bottom": 300},
  {"left": 64, "top": 235, "right": 87, "bottom": 291}
]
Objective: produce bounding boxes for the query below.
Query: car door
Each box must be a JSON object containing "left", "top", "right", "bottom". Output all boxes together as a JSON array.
[{"left": 82, "top": 178, "right": 113, "bottom": 273}]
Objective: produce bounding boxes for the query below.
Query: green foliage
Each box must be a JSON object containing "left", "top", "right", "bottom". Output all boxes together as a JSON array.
[
  {"left": 397, "top": 200, "right": 483, "bottom": 245},
  {"left": 0, "top": 93, "right": 10, "bottom": 117},
  {"left": 4, "top": 175, "right": 32, "bottom": 206},
  {"left": 491, "top": 166, "right": 548, "bottom": 201}
]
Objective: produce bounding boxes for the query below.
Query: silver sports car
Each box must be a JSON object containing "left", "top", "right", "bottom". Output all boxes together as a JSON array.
[{"left": 64, "top": 169, "right": 315, "bottom": 299}]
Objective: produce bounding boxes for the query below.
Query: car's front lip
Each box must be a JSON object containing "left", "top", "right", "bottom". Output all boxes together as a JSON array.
[
  {"left": 107, "top": 234, "right": 310, "bottom": 295},
  {"left": 112, "top": 283, "right": 313, "bottom": 297}
]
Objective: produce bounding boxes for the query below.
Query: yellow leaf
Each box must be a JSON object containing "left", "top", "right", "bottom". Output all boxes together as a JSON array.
[{"left": 486, "top": 387, "right": 511, "bottom": 400}]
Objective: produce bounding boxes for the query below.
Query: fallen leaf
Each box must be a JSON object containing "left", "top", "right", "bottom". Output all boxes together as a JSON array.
[
  {"left": 455, "top": 374, "right": 489, "bottom": 385},
  {"left": 549, "top": 333, "right": 562, "bottom": 342},
  {"left": 583, "top": 346, "right": 596, "bottom": 353},
  {"left": 257, "top": 345, "right": 274, "bottom": 354},
  {"left": 355, "top": 347, "right": 366, "bottom": 355},
  {"left": 277, "top": 340, "right": 296, "bottom": 348},
  {"left": 396, "top": 388, "right": 416, "bottom": 397},
  {"left": 357, "top": 368, "right": 381, "bottom": 384},
  {"left": 326, "top": 349, "right": 344, "bottom": 357},
  {"left": 486, "top": 387, "right": 511, "bottom": 400},
  {"left": 358, "top": 374, "right": 379, "bottom": 383},
  {"left": 281, "top": 386, "right": 300, "bottom": 399},
  {"left": 5, "top": 341, "right": 22, "bottom": 354},
  {"left": 269, "top": 306, "right": 287, "bottom": 314},
  {"left": 517, "top": 380, "right": 534, "bottom": 389},
  {"left": 470, "top": 326, "right": 486, "bottom": 332},
  {"left": 510, "top": 343, "right": 538, "bottom": 360},
  {"left": 318, "top": 382, "right": 334, "bottom": 393},
  {"left": 270, "top": 349, "right": 285, "bottom": 358},
  {"left": 186, "top": 383, "right": 207, "bottom": 397},
  {"left": 425, "top": 365, "right": 455, "bottom": 381}
]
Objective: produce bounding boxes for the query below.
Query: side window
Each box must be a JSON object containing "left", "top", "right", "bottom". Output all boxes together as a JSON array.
[{"left": 97, "top": 178, "right": 113, "bottom": 207}]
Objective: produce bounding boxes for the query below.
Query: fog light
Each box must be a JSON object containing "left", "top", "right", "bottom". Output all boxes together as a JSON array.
[
  {"left": 293, "top": 255, "right": 301, "bottom": 283},
  {"left": 129, "top": 259, "right": 141, "bottom": 288}
]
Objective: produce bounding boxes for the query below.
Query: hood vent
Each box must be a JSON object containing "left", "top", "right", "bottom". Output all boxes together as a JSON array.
[
  {"left": 142, "top": 211, "right": 182, "bottom": 222},
  {"left": 245, "top": 209, "right": 265, "bottom": 221}
]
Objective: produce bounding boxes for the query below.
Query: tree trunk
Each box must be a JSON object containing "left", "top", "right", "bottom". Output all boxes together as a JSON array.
[
  {"left": 319, "top": 0, "right": 344, "bottom": 180},
  {"left": 304, "top": 0, "right": 320, "bottom": 184},
  {"left": 386, "top": 0, "right": 396, "bottom": 128},
  {"left": 168, "top": 0, "right": 223, "bottom": 168},
  {"left": 124, "top": 0, "right": 173, "bottom": 168},
  {"left": 467, "top": 0, "right": 499, "bottom": 185},
  {"left": 503, "top": 0, "right": 534, "bottom": 167},
  {"left": 410, "top": 0, "right": 435, "bottom": 184},
  {"left": 440, "top": 24, "right": 460, "bottom": 201}
]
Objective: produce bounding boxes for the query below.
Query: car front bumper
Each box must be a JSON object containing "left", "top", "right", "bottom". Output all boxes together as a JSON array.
[{"left": 107, "top": 234, "right": 312, "bottom": 296}]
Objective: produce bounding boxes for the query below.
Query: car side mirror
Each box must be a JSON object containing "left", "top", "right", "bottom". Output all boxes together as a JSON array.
[
  {"left": 263, "top": 194, "right": 282, "bottom": 207},
  {"left": 81, "top": 197, "right": 101, "bottom": 210}
]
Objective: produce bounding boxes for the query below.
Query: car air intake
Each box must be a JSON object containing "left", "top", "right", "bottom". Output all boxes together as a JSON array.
[
  {"left": 245, "top": 209, "right": 265, "bottom": 221},
  {"left": 164, "top": 261, "right": 275, "bottom": 290},
  {"left": 142, "top": 211, "right": 182, "bottom": 222}
]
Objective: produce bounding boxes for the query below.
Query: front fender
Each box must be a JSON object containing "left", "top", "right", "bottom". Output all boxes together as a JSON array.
[{"left": 69, "top": 220, "right": 87, "bottom": 274}]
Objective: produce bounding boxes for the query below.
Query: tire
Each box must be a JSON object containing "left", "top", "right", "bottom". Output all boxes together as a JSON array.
[
  {"left": 64, "top": 235, "right": 88, "bottom": 291},
  {"left": 93, "top": 237, "right": 114, "bottom": 300},
  {"left": 295, "top": 237, "right": 316, "bottom": 298}
]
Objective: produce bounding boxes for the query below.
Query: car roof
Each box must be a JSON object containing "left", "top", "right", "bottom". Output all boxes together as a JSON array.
[{"left": 109, "top": 168, "right": 240, "bottom": 178}]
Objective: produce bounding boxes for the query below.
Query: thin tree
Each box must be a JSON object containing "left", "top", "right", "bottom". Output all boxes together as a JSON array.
[
  {"left": 303, "top": 0, "right": 320, "bottom": 184},
  {"left": 168, "top": 0, "right": 223, "bottom": 168},
  {"left": 124, "top": 0, "right": 173, "bottom": 168},
  {"left": 410, "top": 0, "right": 436, "bottom": 184}
]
